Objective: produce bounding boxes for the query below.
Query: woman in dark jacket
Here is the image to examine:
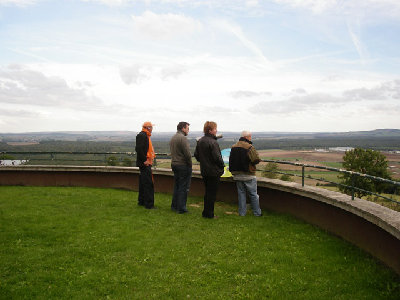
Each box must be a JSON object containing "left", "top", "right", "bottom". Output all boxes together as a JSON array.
[{"left": 194, "top": 121, "right": 225, "bottom": 218}]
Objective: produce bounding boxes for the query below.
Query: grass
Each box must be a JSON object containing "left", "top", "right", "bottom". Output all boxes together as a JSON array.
[
  {"left": 1, "top": 186, "right": 399, "bottom": 299},
  {"left": 322, "top": 161, "right": 343, "bottom": 168}
]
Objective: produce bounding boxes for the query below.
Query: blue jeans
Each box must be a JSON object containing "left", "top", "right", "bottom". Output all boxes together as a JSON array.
[
  {"left": 171, "top": 164, "right": 192, "bottom": 213},
  {"left": 236, "top": 178, "right": 262, "bottom": 216}
]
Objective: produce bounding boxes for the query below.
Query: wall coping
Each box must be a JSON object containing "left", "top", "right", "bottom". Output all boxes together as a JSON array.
[{"left": 1, "top": 165, "right": 399, "bottom": 241}]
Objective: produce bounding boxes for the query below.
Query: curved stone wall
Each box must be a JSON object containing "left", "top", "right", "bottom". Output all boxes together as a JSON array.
[{"left": 0, "top": 165, "right": 399, "bottom": 275}]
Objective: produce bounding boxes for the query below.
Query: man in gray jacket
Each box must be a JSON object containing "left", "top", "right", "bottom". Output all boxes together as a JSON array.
[{"left": 170, "top": 121, "right": 192, "bottom": 214}]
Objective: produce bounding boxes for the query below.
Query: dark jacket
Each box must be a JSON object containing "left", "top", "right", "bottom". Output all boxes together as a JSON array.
[
  {"left": 229, "top": 137, "right": 261, "bottom": 175},
  {"left": 135, "top": 131, "right": 149, "bottom": 167},
  {"left": 194, "top": 133, "right": 224, "bottom": 177}
]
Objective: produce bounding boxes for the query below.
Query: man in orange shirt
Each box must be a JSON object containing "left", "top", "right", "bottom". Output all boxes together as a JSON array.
[{"left": 135, "top": 121, "right": 156, "bottom": 209}]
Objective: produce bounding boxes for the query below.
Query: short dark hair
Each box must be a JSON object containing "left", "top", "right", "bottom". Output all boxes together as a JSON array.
[
  {"left": 203, "top": 121, "right": 217, "bottom": 134},
  {"left": 177, "top": 121, "right": 190, "bottom": 131}
]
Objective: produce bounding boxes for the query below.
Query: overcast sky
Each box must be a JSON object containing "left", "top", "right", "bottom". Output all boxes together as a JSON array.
[{"left": 1, "top": 0, "right": 400, "bottom": 133}]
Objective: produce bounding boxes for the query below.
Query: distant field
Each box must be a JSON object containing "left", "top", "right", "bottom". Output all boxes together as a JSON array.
[
  {"left": 6, "top": 142, "right": 40, "bottom": 146},
  {"left": 258, "top": 149, "right": 400, "bottom": 180},
  {"left": 254, "top": 149, "right": 400, "bottom": 211},
  {"left": 156, "top": 149, "right": 400, "bottom": 181}
]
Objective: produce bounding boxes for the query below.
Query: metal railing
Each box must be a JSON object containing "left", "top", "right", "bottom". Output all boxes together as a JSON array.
[
  {"left": 261, "top": 159, "right": 400, "bottom": 205},
  {"left": 1, "top": 151, "right": 399, "bottom": 206},
  {"left": 1, "top": 151, "right": 135, "bottom": 165},
  {"left": 0, "top": 151, "right": 171, "bottom": 166}
]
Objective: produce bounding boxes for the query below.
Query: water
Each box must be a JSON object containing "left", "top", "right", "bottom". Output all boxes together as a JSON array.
[{"left": 0, "top": 160, "right": 28, "bottom": 166}]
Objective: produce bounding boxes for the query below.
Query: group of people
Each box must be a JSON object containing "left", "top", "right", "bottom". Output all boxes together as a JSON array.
[{"left": 135, "top": 121, "right": 262, "bottom": 218}]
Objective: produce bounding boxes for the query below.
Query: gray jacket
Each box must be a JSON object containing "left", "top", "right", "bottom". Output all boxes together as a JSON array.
[{"left": 170, "top": 131, "right": 192, "bottom": 166}]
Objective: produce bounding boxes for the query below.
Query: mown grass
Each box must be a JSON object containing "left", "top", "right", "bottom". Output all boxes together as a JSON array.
[{"left": 1, "top": 186, "right": 399, "bottom": 299}]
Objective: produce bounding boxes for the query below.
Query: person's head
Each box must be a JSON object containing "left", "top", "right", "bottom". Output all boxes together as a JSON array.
[
  {"left": 142, "top": 121, "right": 154, "bottom": 133},
  {"left": 203, "top": 121, "right": 217, "bottom": 136},
  {"left": 241, "top": 130, "right": 252, "bottom": 141},
  {"left": 177, "top": 121, "right": 190, "bottom": 136}
]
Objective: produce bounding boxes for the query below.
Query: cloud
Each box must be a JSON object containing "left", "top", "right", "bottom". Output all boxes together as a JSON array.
[
  {"left": 249, "top": 80, "right": 400, "bottom": 115},
  {"left": 131, "top": 11, "right": 202, "bottom": 40},
  {"left": 81, "top": 0, "right": 129, "bottom": 6},
  {"left": 346, "top": 20, "right": 369, "bottom": 63},
  {"left": 249, "top": 93, "right": 342, "bottom": 115},
  {"left": 0, "top": 65, "right": 102, "bottom": 110},
  {"left": 185, "top": 105, "right": 239, "bottom": 114},
  {"left": 0, "top": 108, "right": 40, "bottom": 118},
  {"left": 344, "top": 80, "right": 400, "bottom": 101},
  {"left": 160, "top": 64, "right": 187, "bottom": 80},
  {"left": 0, "top": 0, "right": 37, "bottom": 7},
  {"left": 229, "top": 90, "right": 272, "bottom": 98},
  {"left": 273, "top": 0, "right": 400, "bottom": 18},
  {"left": 369, "top": 103, "right": 400, "bottom": 114},
  {"left": 119, "top": 62, "right": 189, "bottom": 84},
  {"left": 273, "top": 0, "right": 341, "bottom": 14},
  {"left": 344, "top": 87, "right": 383, "bottom": 101},
  {"left": 119, "top": 65, "right": 149, "bottom": 85},
  {"left": 213, "top": 19, "right": 270, "bottom": 66},
  {"left": 292, "top": 88, "right": 307, "bottom": 94}
]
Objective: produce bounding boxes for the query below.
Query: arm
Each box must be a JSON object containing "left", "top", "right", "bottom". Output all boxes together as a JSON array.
[
  {"left": 135, "top": 133, "right": 148, "bottom": 165},
  {"left": 248, "top": 146, "right": 261, "bottom": 165},
  {"left": 194, "top": 141, "right": 200, "bottom": 162},
  {"left": 211, "top": 142, "right": 225, "bottom": 169},
  {"left": 182, "top": 138, "right": 192, "bottom": 166}
]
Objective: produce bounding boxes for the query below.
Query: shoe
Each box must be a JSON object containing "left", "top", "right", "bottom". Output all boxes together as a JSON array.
[
  {"left": 178, "top": 210, "right": 189, "bottom": 214},
  {"left": 213, "top": 215, "right": 219, "bottom": 219},
  {"left": 255, "top": 213, "right": 263, "bottom": 217},
  {"left": 202, "top": 215, "right": 213, "bottom": 219}
]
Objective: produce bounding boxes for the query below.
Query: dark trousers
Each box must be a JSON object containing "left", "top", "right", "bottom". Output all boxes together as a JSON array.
[
  {"left": 138, "top": 166, "right": 154, "bottom": 209},
  {"left": 202, "top": 176, "right": 220, "bottom": 218},
  {"left": 171, "top": 164, "right": 192, "bottom": 213}
]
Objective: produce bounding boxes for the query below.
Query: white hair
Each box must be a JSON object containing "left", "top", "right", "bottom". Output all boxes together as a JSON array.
[{"left": 241, "top": 130, "right": 251, "bottom": 137}]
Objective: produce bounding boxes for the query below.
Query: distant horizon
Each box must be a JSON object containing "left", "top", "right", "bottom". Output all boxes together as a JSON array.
[{"left": 1, "top": 128, "right": 399, "bottom": 135}]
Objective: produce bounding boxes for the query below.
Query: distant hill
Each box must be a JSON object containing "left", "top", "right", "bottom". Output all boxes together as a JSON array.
[{"left": 1, "top": 129, "right": 400, "bottom": 142}]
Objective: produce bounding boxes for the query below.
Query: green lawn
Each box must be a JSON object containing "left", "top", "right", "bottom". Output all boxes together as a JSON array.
[
  {"left": 322, "top": 161, "right": 343, "bottom": 169},
  {"left": 0, "top": 186, "right": 399, "bottom": 299}
]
